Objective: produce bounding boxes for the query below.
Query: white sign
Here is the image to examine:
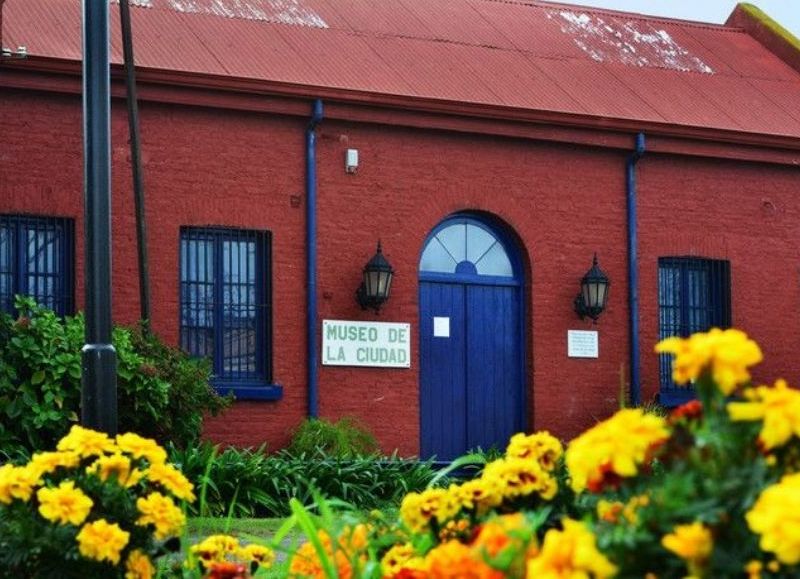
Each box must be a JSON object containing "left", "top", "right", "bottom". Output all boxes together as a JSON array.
[
  {"left": 322, "top": 320, "right": 411, "bottom": 368},
  {"left": 568, "top": 330, "right": 599, "bottom": 358},
  {"left": 433, "top": 317, "right": 450, "bottom": 338}
]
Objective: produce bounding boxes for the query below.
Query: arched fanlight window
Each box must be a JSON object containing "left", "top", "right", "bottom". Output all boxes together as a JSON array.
[{"left": 419, "top": 219, "right": 514, "bottom": 278}]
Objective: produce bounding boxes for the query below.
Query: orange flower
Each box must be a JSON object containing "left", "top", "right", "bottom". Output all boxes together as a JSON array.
[
  {"left": 288, "top": 529, "right": 366, "bottom": 579},
  {"left": 207, "top": 561, "right": 249, "bottom": 579},
  {"left": 669, "top": 400, "right": 703, "bottom": 423},
  {"left": 425, "top": 540, "right": 504, "bottom": 579}
]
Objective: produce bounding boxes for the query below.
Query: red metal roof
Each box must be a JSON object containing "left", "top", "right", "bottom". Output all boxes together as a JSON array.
[{"left": 3, "top": 0, "right": 800, "bottom": 138}]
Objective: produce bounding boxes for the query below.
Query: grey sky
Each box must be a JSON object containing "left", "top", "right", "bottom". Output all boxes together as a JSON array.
[{"left": 541, "top": 1, "right": 800, "bottom": 38}]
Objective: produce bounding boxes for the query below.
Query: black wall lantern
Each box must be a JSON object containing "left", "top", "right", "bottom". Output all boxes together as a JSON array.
[
  {"left": 574, "top": 253, "right": 610, "bottom": 322},
  {"left": 356, "top": 241, "right": 394, "bottom": 313}
]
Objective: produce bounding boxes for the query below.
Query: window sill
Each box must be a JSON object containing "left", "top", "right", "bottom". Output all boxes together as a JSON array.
[{"left": 213, "top": 383, "right": 283, "bottom": 401}]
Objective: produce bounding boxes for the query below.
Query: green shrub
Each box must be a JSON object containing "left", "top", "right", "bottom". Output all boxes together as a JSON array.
[
  {"left": 170, "top": 442, "right": 438, "bottom": 518},
  {"left": 287, "top": 417, "right": 379, "bottom": 458},
  {"left": 0, "top": 296, "right": 230, "bottom": 457}
]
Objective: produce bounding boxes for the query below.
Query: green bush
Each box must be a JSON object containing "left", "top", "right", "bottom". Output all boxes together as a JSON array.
[
  {"left": 170, "top": 442, "right": 438, "bottom": 518},
  {"left": 287, "top": 417, "right": 379, "bottom": 458},
  {"left": 0, "top": 296, "right": 230, "bottom": 456}
]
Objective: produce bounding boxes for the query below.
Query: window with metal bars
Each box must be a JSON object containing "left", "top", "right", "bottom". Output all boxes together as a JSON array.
[
  {"left": 658, "top": 257, "right": 731, "bottom": 406},
  {"left": 0, "top": 215, "right": 74, "bottom": 317},
  {"left": 180, "top": 227, "right": 276, "bottom": 395}
]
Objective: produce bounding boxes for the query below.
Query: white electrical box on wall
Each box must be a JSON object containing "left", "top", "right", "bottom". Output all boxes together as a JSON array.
[{"left": 345, "top": 149, "right": 359, "bottom": 173}]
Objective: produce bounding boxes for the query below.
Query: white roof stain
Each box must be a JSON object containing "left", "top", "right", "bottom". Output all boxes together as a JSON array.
[
  {"left": 111, "top": 0, "right": 328, "bottom": 27},
  {"left": 553, "top": 10, "right": 713, "bottom": 74}
]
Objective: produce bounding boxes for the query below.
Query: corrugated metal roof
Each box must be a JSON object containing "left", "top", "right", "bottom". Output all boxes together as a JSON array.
[{"left": 4, "top": 0, "right": 800, "bottom": 138}]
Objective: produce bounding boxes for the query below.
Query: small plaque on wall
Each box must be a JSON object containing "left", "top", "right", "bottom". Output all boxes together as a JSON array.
[{"left": 567, "top": 330, "right": 599, "bottom": 358}]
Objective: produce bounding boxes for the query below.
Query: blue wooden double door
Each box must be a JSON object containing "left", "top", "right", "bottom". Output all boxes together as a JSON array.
[{"left": 419, "top": 215, "right": 525, "bottom": 461}]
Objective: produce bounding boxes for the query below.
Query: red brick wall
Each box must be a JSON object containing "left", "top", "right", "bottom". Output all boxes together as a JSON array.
[
  {"left": 2, "top": 88, "right": 800, "bottom": 454},
  {"left": 637, "top": 155, "right": 800, "bottom": 402}
]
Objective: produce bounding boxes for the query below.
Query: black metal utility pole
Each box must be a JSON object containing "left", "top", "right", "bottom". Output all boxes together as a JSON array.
[
  {"left": 119, "top": 0, "right": 152, "bottom": 331},
  {"left": 81, "top": 0, "right": 118, "bottom": 434}
]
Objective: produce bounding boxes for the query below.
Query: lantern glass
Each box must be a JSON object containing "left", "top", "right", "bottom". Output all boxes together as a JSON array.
[
  {"left": 575, "top": 254, "right": 610, "bottom": 321},
  {"left": 365, "top": 269, "right": 390, "bottom": 299},
  {"left": 357, "top": 242, "right": 394, "bottom": 312},
  {"left": 595, "top": 281, "right": 607, "bottom": 308}
]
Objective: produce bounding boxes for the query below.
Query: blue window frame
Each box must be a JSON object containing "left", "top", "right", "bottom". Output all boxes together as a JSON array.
[
  {"left": 180, "top": 227, "right": 278, "bottom": 399},
  {"left": 0, "top": 215, "right": 74, "bottom": 316},
  {"left": 658, "top": 257, "right": 731, "bottom": 406}
]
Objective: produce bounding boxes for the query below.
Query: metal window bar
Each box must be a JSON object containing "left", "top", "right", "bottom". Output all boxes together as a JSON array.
[
  {"left": 0, "top": 215, "right": 74, "bottom": 317},
  {"left": 179, "top": 227, "right": 272, "bottom": 384},
  {"left": 658, "top": 257, "right": 731, "bottom": 402}
]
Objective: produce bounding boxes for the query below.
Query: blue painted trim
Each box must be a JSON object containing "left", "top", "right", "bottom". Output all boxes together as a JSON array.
[
  {"left": 659, "top": 389, "right": 695, "bottom": 408},
  {"left": 214, "top": 383, "right": 283, "bottom": 401},
  {"left": 306, "top": 99, "right": 323, "bottom": 419},
  {"left": 627, "top": 133, "right": 646, "bottom": 406},
  {"left": 419, "top": 271, "right": 520, "bottom": 287}
]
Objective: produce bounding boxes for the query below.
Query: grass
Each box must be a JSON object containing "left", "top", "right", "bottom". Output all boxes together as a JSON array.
[{"left": 188, "top": 517, "right": 286, "bottom": 537}]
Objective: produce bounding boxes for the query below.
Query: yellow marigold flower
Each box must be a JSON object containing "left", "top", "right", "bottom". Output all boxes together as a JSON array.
[
  {"left": 435, "top": 484, "right": 464, "bottom": 523},
  {"left": 483, "top": 457, "right": 557, "bottom": 500},
  {"left": 125, "top": 549, "right": 155, "bottom": 579},
  {"left": 381, "top": 543, "right": 418, "bottom": 576},
  {"left": 746, "top": 472, "right": 800, "bottom": 565},
  {"left": 400, "top": 488, "right": 447, "bottom": 533},
  {"left": 767, "top": 560, "right": 780, "bottom": 572},
  {"left": 425, "top": 540, "right": 504, "bottom": 579},
  {"left": 566, "top": 408, "right": 669, "bottom": 493},
  {"left": 728, "top": 380, "right": 800, "bottom": 450},
  {"left": 438, "top": 518, "right": 472, "bottom": 542},
  {"left": 28, "top": 451, "right": 80, "bottom": 481},
  {"left": 37, "top": 480, "right": 93, "bottom": 526},
  {"left": 76, "top": 519, "right": 130, "bottom": 565},
  {"left": 597, "top": 500, "right": 625, "bottom": 524},
  {"left": 57, "top": 425, "right": 117, "bottom": 458},
  {"left": 338, "top": 523, "right": 369, "bottom": 553},
  {"left": 745, "top": 559, "right": 762, "bottom": 579},
  {"left": 116, "top": 432, "right": 167, "bottom": 464},
  {"left": 147, "top": 462, "right": 196, "bottom": 502},
  {"left": 126, "top": 468, "right": 146, "bottom": 488},
  {"left": 87, "top": 453, "right": 133, "bottom": 485},
  {"left": 527, "top": 519, "right": 617, "bottom": 579},
  {"left": 0, "top": 463, "right": 38, "bottom": 504},
  {"left": 191, "top": 534, "right": 240, "bottom": 567},
  {"left": 136, "top": 491, "right": 186, "bottom": 540},
  {"left": 238, "top": 543, "right": 275, "bottom": 568},
  {"left": 662, "top": 522, "right": 713, "bottom": 571},
  {"left": 655, "top": 328, "right": 762, "bottom": 395},
  {"left": 506, "top": 431, "right": 563, "bottom": 471},
  {"left": 623, "top": 495, "right": 649, "bottom": 525},
  {"left": 457, "top": 477, "right": 503, "bottom": 513}
]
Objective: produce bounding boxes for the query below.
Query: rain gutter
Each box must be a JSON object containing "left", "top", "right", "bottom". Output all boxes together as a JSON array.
[
  {"left": 306, "top": 99, "right": 323, "bottom": 418},
  {"left": 627, "top": 132, "right": 646, "bottom": 406}
]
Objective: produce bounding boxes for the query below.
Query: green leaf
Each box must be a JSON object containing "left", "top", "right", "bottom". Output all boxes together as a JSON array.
[
  {"left": 30, "top": 370, "right": 46, "bottom": 385},
  {"left": 290, "top": 498, "right": 339, "bottom": 579}
]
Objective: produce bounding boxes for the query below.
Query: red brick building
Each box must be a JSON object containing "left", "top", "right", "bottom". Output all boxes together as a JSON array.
[{"left": 1, "top": 0, "right": 800, "bottom": 457}]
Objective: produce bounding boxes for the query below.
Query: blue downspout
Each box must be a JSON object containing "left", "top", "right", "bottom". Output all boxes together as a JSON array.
[
  {"left": 306, "top": 99, "right": 323, "bottom": 418},
  {"left": 627, "top": 132, "right": 646, "bottom": 407}
]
